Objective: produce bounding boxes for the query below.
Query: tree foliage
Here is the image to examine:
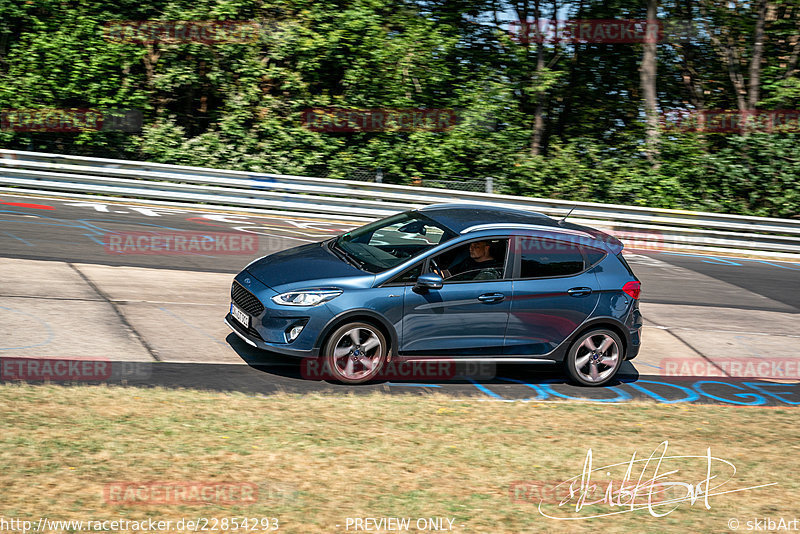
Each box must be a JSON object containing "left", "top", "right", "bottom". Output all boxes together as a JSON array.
[{"left": 0, "top": 0, "right": 798, "bottom": 216}]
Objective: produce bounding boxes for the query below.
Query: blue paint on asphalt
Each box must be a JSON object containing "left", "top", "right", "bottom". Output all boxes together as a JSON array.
[
  {"left": 754, "top": 260, "right": 800, "bottom": 271},
  {"left": 0, "top": 212, "right": 192, "bottom": 239},
  {"left": 742, "top": 382, "right": 800, "bottom": 405},
  {"left": 625, "top": 379, "right": 700, "bottom": 404},
  {"left": 692, "top": 380, "right": 767, "bottom": 406},
  {"left": 537, "top": 381, "right": 633, "bottom": 403},
  {"left": 634, "top": 361, "right": 663, "bottom": 370},
  {"left": 2, "top": 231, "right": 34, "bottom": 246},
  {"left": 0, "top": 306, "right": 54, "bottom": 351},
  {"left": 659, "top": 251, "right": 800, "bottom": 269},
  {"left": 466, "top": 376, "right": 800, "bottom": 406},
  {"left": 1, "top": 213, "right": 231, "bottom": 258},
  {"left": 661, "top": 251, "right": 742, "bottom": 266},
  {"left": 496, "top": 377, "right": 549, "bottom": 400},
  {"left": 83, "top": 234, "right": 116, "bottom": 250},
  {"left": 468, "top": 379, "right": 507, "bottom": 400},
  {"left": 78, "top": 218, "right": 189, "bottom": 233}
]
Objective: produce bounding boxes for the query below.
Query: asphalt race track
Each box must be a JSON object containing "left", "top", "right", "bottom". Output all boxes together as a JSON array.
[
  {"left": 1, "top": 192, "right": 799, "bottom": 407},
  {"left": 4, "top": 356, "right": 798, "bottom": 406},
  {"left": 1, "top": 194, "right": 798, "bottom": 311}
]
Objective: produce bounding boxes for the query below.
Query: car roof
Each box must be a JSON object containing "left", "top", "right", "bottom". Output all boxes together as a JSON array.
[
  {"left": 417, "top": 203, "right": 623, "bottom": 253},
  {"left": 418, "top": 203, "right": 558, "bottom": 234}
]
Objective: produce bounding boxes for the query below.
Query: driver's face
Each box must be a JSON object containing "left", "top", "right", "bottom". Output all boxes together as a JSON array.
[{"left": 469, "top": 241, "right": 490, "bottom": 259}]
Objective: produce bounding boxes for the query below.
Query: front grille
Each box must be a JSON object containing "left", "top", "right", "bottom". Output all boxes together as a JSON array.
[{"left": 231, "top": 281, "right": 265, "bottom": 316}]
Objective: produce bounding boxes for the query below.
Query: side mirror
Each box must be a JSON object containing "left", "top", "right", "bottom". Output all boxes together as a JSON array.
[{"left": 414, "top": 272, "right": 443, "bottom": 291}]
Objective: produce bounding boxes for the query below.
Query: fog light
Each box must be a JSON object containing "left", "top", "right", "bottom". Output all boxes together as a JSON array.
[{"left": 286, "top": 324, "right": 305, "bottom": 343}]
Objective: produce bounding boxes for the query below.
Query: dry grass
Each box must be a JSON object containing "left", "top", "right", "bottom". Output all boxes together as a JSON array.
[{"left": 0, "top": 384, "right": 798, "bottom": 533}]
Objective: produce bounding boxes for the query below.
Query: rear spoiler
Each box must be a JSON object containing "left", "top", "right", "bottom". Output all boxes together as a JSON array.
[
  {"left": 558, "top": 222, "right": 624, "bottom": 255},
  {"left": 582, "top": 228, "right": 624, "bottom": 255}
]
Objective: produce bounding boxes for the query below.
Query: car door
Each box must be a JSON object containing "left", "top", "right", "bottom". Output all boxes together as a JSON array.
[
  {"left": 504, "top": 235, "right": 601, "bottom": 356},
  {"left": 400, "top": 237, "right": 512, "bottom": 357}
]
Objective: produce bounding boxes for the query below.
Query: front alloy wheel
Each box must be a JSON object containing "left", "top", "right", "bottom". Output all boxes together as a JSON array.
[
  {"left": 323, "top": 322, "right": 387, "bottom": 384},
  {"left": 565, "top": 329, "right": 623, "bottom": 387}
]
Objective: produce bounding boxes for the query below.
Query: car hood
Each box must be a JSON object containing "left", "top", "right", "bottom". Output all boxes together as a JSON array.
[{"left": 245, "top": 241, "right": 365, "bottom": 290}]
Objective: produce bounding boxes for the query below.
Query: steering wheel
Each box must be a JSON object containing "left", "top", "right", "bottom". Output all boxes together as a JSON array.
[{"left": 390, "top": 248, "right": 412, "bottom": 259}]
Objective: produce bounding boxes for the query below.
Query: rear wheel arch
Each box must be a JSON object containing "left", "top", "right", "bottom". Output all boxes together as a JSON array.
[{"left": 569, "top": 318, "right": 629, "bottom": 358}]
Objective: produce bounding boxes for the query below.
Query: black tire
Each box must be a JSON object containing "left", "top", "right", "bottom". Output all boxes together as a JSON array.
[
  {"left": 564, "top": 328, "right": 624, "bottom": 387},
  {"left": 322, "top": 322, "right": 387, "bottom": 384}
]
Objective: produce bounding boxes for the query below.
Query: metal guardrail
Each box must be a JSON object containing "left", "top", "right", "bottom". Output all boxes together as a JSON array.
[{"left": 1, "top": 149, "right": 799, "bottom": 259}]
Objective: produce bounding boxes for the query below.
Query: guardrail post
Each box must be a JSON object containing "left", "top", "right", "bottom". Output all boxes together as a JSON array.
[
  {"left": 485, "top": 176, "right": 494, "bottom": 194},
  {"left": 376, "top": 168, "right": 383, "bottom": 183}
]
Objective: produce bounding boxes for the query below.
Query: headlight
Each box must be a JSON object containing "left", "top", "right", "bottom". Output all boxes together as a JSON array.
[{"left": 271, "top": 289, "right": 342, "bottom": 306}]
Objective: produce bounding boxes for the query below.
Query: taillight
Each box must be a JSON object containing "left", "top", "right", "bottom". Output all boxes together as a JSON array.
[{"left": 623, "top": 281, "right": 641, "bottom": 300}]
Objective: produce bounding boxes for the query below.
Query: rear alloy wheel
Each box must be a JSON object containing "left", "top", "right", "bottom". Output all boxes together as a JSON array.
[
  {"left": 565, "top": 329, "right": 623, "bottom": 387},
  {"left": 323, "top": 322, "right": 387, "bottom": 384}
]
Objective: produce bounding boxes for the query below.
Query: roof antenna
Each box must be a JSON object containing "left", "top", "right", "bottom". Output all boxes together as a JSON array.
[{"left": 559, "top": 205, "right": 576, "bottom": 224}]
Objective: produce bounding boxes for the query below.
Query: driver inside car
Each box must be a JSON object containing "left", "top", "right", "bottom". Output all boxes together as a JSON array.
[{"left": 434, "top": 240, "right": 504, "bottom": 281}]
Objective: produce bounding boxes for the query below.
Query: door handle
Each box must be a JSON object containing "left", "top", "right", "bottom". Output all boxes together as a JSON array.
[
  {"left": 567, "top": 287, "right": 593, "bottom": 297},
  {"left": 478, "top": 292, "right": 505, "bottom": 303}
]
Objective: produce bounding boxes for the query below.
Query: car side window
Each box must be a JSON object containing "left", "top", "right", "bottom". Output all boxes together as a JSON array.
[
  {"left": 582, "top": 246, "right": 607, "bottom": 268},
  {"left": 429, "top": 238, "right": 509, "bottom": 282},
  {"left": 385, "top": 262, "right": 423, "bottom": 285},
  {"left": 518, "top": 237, "right": 585, "bottom": 278}
]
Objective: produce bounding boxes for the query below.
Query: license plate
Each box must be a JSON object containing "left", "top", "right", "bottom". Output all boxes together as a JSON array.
[{"left": 230, "top": 303, "right": 250, "bottom": 328}]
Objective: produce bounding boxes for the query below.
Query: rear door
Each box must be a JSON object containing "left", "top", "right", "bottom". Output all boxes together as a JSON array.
[{"left": 504, "top": 235, "right": 601, "bottom": 356}]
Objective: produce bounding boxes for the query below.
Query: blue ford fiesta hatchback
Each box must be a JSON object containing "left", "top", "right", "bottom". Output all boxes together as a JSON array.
[{"left": 226, "top": 204, "right": 642, "bottom": 386}]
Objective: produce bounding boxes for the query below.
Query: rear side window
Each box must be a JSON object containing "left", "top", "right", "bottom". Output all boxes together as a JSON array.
[
  {"left": 582, "top": 246, "right": 607, "bottom": 268},
  {"left": 518, "top": 237, "right": 585, "bottom": 278}
]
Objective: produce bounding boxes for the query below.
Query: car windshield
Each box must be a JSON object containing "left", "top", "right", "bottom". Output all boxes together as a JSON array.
[{"left": 334, "top": 212, "right": 456, "bottom": 273}]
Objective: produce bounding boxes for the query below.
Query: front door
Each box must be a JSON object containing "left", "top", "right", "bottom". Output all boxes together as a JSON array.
[{"left": 400, "top": 237, "right": 512, "bottom": 357}]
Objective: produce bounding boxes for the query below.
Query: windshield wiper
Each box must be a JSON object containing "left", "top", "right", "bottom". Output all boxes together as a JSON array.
[{"left": 329, "top": 239, "right": 367, "bottom": 269}]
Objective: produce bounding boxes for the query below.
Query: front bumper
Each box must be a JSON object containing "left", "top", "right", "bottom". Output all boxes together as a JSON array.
[
  {"left": 224, "top": 314, "right": 315, "bottom": 357},
  {"left": 225, "top": 270, "right": 333, "bottom": 357}
]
